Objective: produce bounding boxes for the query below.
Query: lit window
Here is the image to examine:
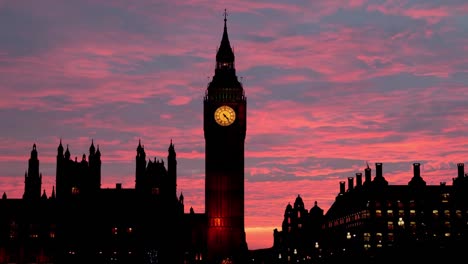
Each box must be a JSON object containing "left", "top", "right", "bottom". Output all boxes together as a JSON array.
[
  {"left": 112, "top": 227, "right": 118, "bottom": 235},
  {"left": 398, "top": 210, "right": 404, "bottom": 217},
  {"left": 298, "top": 211, "right": 301, "bottom": 218},
  {"left": 363, "top": 233, "right": 370, "bottom": 242},
  {"left": 50, "top": 232, "right": 55, "bottom": 238},
  {"left": 288, "top": 217, "right": 291, "bottom": 224},
  {"left": 72, "top": 187, "right": 80, "bottom": 195},
  {"left": 410, "top": 210, "right": 416, "bottom": 217},
  {"left": 444, "top": 221, "right": 451, "bottom": 228},
  {"left": 456, "top": 210, "right": 462, "bottom": 218},
  {"left": 387, "top": 210, "right": 393, "bottom": 217},
  {"left": 127, "top": 227, "right": 133, "bottom": 233},
  {"left": 298, "top": 223, "right": 302, "bottom": 229},
  {"left": 444, "top": 210, "right": 450, "bottom": 217},
  {"left": 375, "top": 210, "right": 382, "bottom": 217},
  {"left": 388, "top": 221, "right": 394, "bottom": 230},
  {"left": 433, "top": 210, "right": 439, "bottom": 217},
  {"left": 441, "top": 193, "right": 449, "bottom": 202},
  {"left": 376, "top": 232, "right": 382, "bottom": 240}
]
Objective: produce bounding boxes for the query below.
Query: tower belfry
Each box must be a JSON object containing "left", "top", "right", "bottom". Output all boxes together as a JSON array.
[{"left": 204, "top": 10, "right": 248, "bottom": 263}]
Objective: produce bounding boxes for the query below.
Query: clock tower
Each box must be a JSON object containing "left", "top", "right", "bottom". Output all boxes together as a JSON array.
[{"left": 204, "top": 11, "right": 248, "bottom": 263}]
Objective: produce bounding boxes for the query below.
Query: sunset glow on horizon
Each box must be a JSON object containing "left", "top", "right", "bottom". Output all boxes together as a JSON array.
[{"left": 0, "top": 1, "right": 467, "bottom": 250}]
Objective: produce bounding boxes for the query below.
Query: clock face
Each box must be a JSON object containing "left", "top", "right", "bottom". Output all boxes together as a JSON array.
[{"left": 214, "top": 105, "right": 236, "bottom": 126}]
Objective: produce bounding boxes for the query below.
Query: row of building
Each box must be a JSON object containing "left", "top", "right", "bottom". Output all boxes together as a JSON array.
[{"left": 252, "top": 162, "right": 468, "bottom": 263}]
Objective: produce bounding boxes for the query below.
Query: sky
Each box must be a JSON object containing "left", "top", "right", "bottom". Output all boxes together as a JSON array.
[{"left": 0, "top": 0, "right": 467, "bottom": 250}]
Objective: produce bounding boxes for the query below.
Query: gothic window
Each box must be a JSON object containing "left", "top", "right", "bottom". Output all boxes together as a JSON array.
[
  {"left": 112, "top": 227, "right": 118, "bottom": 235},
  {"left": 297, "top": 211, "right": 301, "bottom": 218}
]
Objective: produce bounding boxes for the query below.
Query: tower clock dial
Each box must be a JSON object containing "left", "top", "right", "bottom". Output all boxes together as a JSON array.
[{"left": 214, "top": 105, "right": 236, "bottom": 126}]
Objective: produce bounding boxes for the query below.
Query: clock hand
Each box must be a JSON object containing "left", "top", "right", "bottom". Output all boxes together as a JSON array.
[{"left": 223, "top": 113, "right": 230, "bottom": 121}]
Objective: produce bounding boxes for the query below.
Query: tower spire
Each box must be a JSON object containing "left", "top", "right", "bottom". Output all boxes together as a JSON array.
[{"left": 216, "top": 9, "right": 234, "bottom": 67}]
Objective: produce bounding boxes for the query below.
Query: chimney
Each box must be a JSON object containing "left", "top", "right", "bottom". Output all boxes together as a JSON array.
[
  {"left": 356, "top": 173, "right": 362, "bottom": 187},
  {"left": 365, "top": 166, "right": 372, "bottom": 184},
  {"left": 458, "top": 163, "right": 465, "bottom": 179},
  {"left": 339, "top": 181, "right": 345, "bottom": 195},
  {"left": 116, "top": 183, "right": 122, "bottom": 189},
  {"left": 413, "top": 163, "right": 421, "bottom": 178},
  {"left": 375, "top": 163, "right": 383, "bottom": 178},
  {"left": 348, "top": 177, "right": 354, "bottom": 191}
]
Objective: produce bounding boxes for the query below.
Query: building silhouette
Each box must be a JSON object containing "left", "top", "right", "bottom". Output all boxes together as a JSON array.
[
  {"left": 204, "top": 9, "right": 248, "bottom": 264},
  {"left": 0, "top": 13, "right": 247, "bottom": 264},
  {"left": 254, "top": 162, "right": 468, "bottom": 263}
]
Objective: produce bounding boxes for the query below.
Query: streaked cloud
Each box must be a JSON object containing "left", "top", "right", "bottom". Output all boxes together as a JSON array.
[{"left": 0, "top": 0, "right": 466, "bottom": 250}]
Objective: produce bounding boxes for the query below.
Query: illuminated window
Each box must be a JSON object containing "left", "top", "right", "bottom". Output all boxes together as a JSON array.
[
  {"left": 445, "top": 233, "right": 451, "bottom": 237},
  {"left": 50, "top": 232, "right": 55, "bottom": 238},
  {"left": 72, "top": 187, "right": 80, "bottom": 195},
  {"left": 127, "top": 227, "right": 133, "bottom": 233},
  {"left": 433, "top": 210, "right": 439, "bottom": 218},
  {"left": 298, "top": 211, "right": 301, "bottom": 218},
  {"left": 444, "top": 221, "right": 451, "bottom": 228},
  {"left": 388, "top": 221, "right": 394, "bottom": 230},
  {"left": 298, "top": 223, "right": 302, "bottom": 229},
  {"left": 398, "top": 210, "right": 404, "bottom": 217},
  {"left": 363, "top": 233, "right": 370, "bottom": 242},
  {"left": 112, "top": 227, "right": 118, "bottom": 235},
  {"left": 387, "top": 210, "right": 393, "bottom": 217},
  {"left": 409, "top": 210, "right": 416, "bottom": 217},
  {"left": 375, "top": 210, "right": 382, "bottom": 217},
  {"left": 410, "top": 221, "right": 416, "bottom": 231},
  {"left": 444, "top": 210, "right": 450, "bottom": 217},
  {"left": 441, "top": 193, "right": 449, "bottom": 203},
  {"left": 456, "top": 210, "right": 462, "bottom": 218},
  {"left": 376, "top": 232, "right": 382, "bottom": 241},
  {"left": 288, "top": 217, "right": 291, "bottom": 224}
]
